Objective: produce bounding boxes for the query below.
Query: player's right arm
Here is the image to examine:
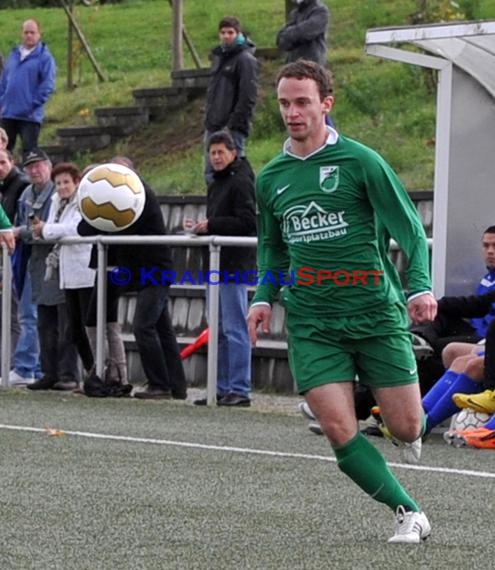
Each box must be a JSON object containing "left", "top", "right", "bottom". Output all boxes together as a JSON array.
[
  {"left": 251, "top": 174, "right": 290, "bottom": 306},
  {"left": 248, "top": 173, "right": 289, "bottom": 344}
]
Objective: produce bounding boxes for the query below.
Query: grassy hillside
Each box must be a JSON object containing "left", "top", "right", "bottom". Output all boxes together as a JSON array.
[{"left": 1, "top": 0, "right": 494, "bottom": 192}]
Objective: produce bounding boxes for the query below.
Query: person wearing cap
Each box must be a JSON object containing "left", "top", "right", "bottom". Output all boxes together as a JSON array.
[
  {"left": 203, "top": 16, "right": 259, "bottom": 184},
  {"left": 14, "top": 149, "right": 79, "bottom": 391},
  {"left": 0, "top": 19, "right": 56, "bottom": 159}
]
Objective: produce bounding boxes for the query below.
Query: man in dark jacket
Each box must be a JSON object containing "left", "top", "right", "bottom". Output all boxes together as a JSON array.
[
  {"left": 276, "top": 0, "right": 330, "bottom": 67},
  {"left": 184, "top": 131, "right": 256, "bottom": 406},
  {"left": 204, "top": 16, "right": 259, "bottom": 184}
]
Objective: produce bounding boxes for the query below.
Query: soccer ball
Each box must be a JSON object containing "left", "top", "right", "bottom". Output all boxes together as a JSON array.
[
  {"left": 78, "top": 163, "right": 145, "bottom": 232},
  {"left": 450, "top": 409, "right": 490, "bottom": 432}
]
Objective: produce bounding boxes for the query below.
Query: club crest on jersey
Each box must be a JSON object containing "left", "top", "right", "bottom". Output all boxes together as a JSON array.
[{"left": 320, "top": 166, "right": 339, "bottom": 193}]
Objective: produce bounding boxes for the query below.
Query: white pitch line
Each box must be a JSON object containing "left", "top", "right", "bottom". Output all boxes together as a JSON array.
[{"left": 1, "top": 423, "right": 494, "bottom": 479}]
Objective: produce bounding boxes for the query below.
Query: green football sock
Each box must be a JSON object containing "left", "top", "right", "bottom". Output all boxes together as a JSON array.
[{"left": 334, "top": 432, "right": 419, "bottom": 512}]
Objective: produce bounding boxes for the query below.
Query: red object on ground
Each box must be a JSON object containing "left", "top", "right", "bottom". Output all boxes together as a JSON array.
[{"left": 180, "top": 327, "right": 209, "bottom": 359}]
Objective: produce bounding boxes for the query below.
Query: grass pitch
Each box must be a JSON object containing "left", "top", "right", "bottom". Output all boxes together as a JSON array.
[{"left": 0, "top": 390, "right": 494, "bottom": 569}]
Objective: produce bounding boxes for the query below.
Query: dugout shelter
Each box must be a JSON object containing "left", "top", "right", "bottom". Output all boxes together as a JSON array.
[{"left": 365, "top": 20, "right": 495, "bottom": 297}]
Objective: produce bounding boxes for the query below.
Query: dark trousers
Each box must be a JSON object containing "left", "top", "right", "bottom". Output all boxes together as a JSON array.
[
  {"left": 85, "top": 277, "right": 119, "bottom": 327},
  {"left": 133, "top": 285, "right": 186, "bottom": 397},
  {"left": 65, "top": 288, "right": 94, "bottom": 372},
  {"left": 37, "top": 303, "right": 79, "bottom": 382},
  {"left": 1, "top": 118, "right": 40, "bottom": 159}
]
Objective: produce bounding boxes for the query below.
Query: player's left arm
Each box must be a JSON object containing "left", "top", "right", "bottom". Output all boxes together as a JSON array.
[
  {"left": 365, "top": 152, "right": 434, "bottom": 314},
  {"left": 407, "top": 292, "right": 437, "bottom": 324}
]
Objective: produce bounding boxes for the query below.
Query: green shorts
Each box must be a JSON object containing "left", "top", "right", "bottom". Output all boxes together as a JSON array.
[{"left": 286, "top": 303, "right": 418, "bottom": 394}]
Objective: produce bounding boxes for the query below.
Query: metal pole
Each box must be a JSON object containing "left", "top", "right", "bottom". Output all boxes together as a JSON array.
[
  {"left": 166, "top": 0, "right": 202, "bottom": 68},
  {"left": 96, "top": 241, "right": 107, "bottom": 377},
  {"left": 60, "top": 0, "right": 107, "bottom": 82},
  {"left": 206, "top": 242, "right": 220, "bottom": 405},
  {"left": 1, "top": 246, "right": 12, "bottom": 388},
  {"left": 67, "top": 0, "right": 74, "bottom": 89},
  {"left": 172, "top": 0, "right": 184, "bottom": 71}
]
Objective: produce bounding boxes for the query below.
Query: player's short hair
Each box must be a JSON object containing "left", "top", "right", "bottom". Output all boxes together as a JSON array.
[
  {"left": 207, "top": 130, "right": 236, "bottom": 152},
  {"left": 218, "top": 16, "right": 241, "bottom": 33},
  {"left": 483, "top": 226, "right": 495, "bottom": 235},
  {"left": 276, "top": 59, "right": 334, "bottom": 101}
]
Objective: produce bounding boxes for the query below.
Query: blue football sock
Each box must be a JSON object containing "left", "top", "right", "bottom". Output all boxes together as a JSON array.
[
  {"left": 425, "top": 373, "right": 482, "bottom": 433},
  {"left": 422, "top": 369, "right": 459, "bottom": 413}
]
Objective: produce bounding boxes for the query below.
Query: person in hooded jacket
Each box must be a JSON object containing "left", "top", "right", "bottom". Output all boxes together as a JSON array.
[
  {"left": 203, "top": 16, "right": 259, "bottom": 184},
  {"left": 276, "top": 0, "right": 330, "bottom": 68}
]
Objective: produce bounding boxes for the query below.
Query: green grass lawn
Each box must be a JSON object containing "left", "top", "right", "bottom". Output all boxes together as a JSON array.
[
  {"left": 1, "top": 390, "right": 495, "bottom": 569},
  {"left": 1, "top": 0, "right": 494, "bottom": 192}
]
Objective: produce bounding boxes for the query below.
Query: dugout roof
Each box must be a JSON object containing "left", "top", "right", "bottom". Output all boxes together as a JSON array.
[{"left": 365, "top": 21, "right": 495, "bottom": 297}]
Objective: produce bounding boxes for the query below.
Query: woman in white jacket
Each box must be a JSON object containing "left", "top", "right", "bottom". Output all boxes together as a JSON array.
[{"left": 32, "top": 162, "right": 95, "bottom": 382}]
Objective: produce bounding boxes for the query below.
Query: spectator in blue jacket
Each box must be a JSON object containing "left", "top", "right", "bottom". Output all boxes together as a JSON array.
[{"left": 0, "top": 19, "right": 56, "bottom": 160}]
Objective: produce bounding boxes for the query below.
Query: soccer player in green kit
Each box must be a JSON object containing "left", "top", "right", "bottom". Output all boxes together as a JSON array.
[{"left": 247, "top": 60, "right": 437, "bottom": 544}]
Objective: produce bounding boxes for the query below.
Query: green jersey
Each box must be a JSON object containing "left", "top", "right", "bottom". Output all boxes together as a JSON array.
[{"left": 252, "top": 131, "right": 431, "bottom": 317}]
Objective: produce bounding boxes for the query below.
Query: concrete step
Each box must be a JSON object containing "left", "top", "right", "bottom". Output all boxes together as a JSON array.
[
  {"left": 171, "top": 68, "right": 210, "bottom": 90},
  {"left": 94, "top": 105, "right": 149, "bottom": 135},
  {"left": 57, "top": 125, "right": 114, "bottom": 152},
  {"left": 133, "top": 81, "right": 207, "bottom": 120},
  {"left": 255, "top": 47, "right": 284, "bottom": 60},
  {"left": 40, "top": 144, "right": 73, "bottom": 164},
  {"left": 132, "top": 86, "right": 189, "bottom": 120}
]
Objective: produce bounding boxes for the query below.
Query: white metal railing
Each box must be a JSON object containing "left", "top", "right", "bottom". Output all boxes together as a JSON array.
[{"left": 1, "top": 235, "right": 432, "bottom": 405}]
